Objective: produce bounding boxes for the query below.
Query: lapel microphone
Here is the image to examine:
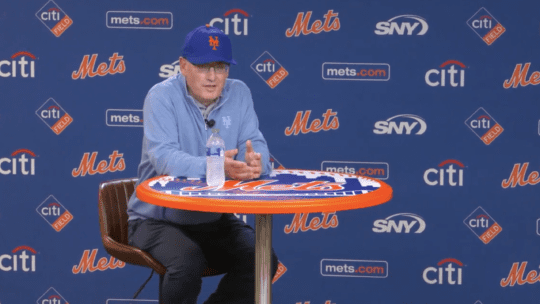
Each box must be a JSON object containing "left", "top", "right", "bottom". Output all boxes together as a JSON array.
[{"left": 205, "top": 119, "right": 215, "bottom": 127}]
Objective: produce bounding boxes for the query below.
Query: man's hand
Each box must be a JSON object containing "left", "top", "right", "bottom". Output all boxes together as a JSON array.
[
  {"left": 224, "top": 149, "right": 256, "bottom": 180},
  {"left": 245, "top": 140, "right": 262, "bottom": 179}
]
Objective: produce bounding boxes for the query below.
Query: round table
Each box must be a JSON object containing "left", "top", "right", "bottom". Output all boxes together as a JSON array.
[{"left": 137, "top": 169, "right": 393, "bottom": 304}]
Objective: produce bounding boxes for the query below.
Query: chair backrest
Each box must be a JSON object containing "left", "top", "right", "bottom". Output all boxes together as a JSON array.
[{"left": 99, "top": 178, "right": 137, "bottom": 246}]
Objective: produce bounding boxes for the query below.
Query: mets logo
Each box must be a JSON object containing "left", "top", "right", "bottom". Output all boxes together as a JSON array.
[{"left": 209, "top": 36, "right": 219, "bottom": 50}]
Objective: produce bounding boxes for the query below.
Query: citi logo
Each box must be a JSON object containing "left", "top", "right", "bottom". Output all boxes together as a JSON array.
[
  {"left": 373, "top": 114, "right": 426, "bottom": 135},
  {"left": 286, "top": 10, "right": 340, "bottom": 37},
  {"left": 467, "top": 7, "right": 505, "bottom": 45},
  {"left": 501, "top": 163, "right": 540, "bottom": 188},
  {"left": 106, "top": 109, "right": 143, "bottom": 127},
  {"left": 0, "top": 149, "right": 36, "bottom": 175},
  {"left": 72, "top": 52, "right": 126, "bottom": 80},
  {"left": 36, "top": 195, "right": 73, "bottom": 232},
  {"left": 0, "top": 51, "right": 36, "bottom": 78},
  {"left": 0, "top": 246, "right": 37, "bottom": 272},
  {"left": 501, "top": 262, "right": 540, "bottom": 287},
  {"left": 423, "top": 258, "right": 464, "bottom": 285},
  {"left": 423, "top": 159, "right": 465, "bottom": 186},
  {"left": 503, "top": 63, "right": 540, "bottom": 89},
  {"left": 372, "top": 213, "right": 426, "bottom": 233},
  {"left": 72, "top": 248, "right": 125, "bottom": 274},
  {"left": 35, "top": 0, "right": 73, "bottom": 37},
  {"left": 465, "top": 107, "right": 503, "bottom": 145},
  {"left": 374, "top": 15, "right": 428, "bottom": 35},
  {"left": 210, "top": 9, "right": 249, "bottom": 35},
  {"left": 37, "top": 287, "right": 69, "bottom": 304},
  {"left": 463, "top": 207, "right": 502, "bottom": 244},
  {"left": 285, "top": 109, "right": 339, "bottom": 136},
  {"left": 251, "top": 51, "right": 288, "bottom": 88},
  {"left": 71, "top": 150, "right": 126, "bottom": 177},
  {"left": 284, "top": 212, "right": 338, "bottom": 234},
  {"left": 425, "top": 60, "right": 466, "bottom": 87},
  {"left": 159, "top": 59, "right": 180, "bottom": 78},
  {"left": 36, "top": 98, "right": 73, "bottom": 135}
]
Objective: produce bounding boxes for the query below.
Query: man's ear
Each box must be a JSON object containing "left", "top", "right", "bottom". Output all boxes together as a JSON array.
[{"left": 179, "top": 57, "right": 188, "bottom": 77}]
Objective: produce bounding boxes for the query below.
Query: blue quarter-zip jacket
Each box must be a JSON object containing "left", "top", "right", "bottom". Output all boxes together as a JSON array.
[{"left": 127, "top": 73, "right": 271, "bottom": 225}]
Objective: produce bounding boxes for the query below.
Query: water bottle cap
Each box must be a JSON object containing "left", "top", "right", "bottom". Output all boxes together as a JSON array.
[{"left": 212, "top": 128, "right": 220, "bottom": 133}]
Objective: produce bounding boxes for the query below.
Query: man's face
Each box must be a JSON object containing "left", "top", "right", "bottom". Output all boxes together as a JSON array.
[{"left": 180, "top": 58, "right": 229, "bottom": 105}]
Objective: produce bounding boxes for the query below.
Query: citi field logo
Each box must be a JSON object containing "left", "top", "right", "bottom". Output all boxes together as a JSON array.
[
  {"left": 467, "top": 7, "right": 505, "bottom": 45},
  {"left": 37, "top": 287, "right": 69, "bottom": 304},
  {"left": 425, "top": 60, "right": 466, "bottom": 87},
  {"left": 36, "top": 98, "right": 73, "bottom": 135},
  {"left": 71, "top": 150, "right": 126, "bottom": 177},
  {"left": 464, "top": 207, "right": 502, "bottom": 244},
  {"left": 322, "top": 63, "right": 390, "bottom": 81},
  {"left": 106, "top": 109, "right": 143, "bottom": 127},
  {"left": 36, "top": 195, "right": 73, "bottom": 232},
  {"left": 72, "top": 249, "right": 125, "bottom": 274},
  {"left": 272, "top": 262, "right": 287, "bottom": 283},
  {"left": 209, "top": 9, "right": 249, "bottom": 35},
  {"left": 423, "top": 258, "right": 464, "bottom": 285},
  {"left": 0, "top": 51, "right": 36, "bottom": 78},
  {"left": 374, "top": 15, "right": 428, "bottom": 35},
  {"left": 503, "top": 63, "right": 540, "bottom": 89},
  {"left": 373, "top": 114, "right": 426, "bottom": 135},
  {"left": 284, "top": 212, "right": 338, "bottom": 234},
  {"left": 321, "top": 259, "right": 388, "bottom": 278},
  {"left": 106, "top": 11, "right": 172, "bottom": 29},
  {"left": 0, "top": 149, "right": 36, "bottom": 175},
  {"left": 35, "top": 0, "right": 73, "bottom": 37},
  {"left": 270, "top": 153, "right": 285, "bottom": 170},
  {"left": 424, "top": 159, "right": 465, "bottom": 186},
  {"left": 501, "top": 163, "right": 540, "bottom": 188},
  {"left": 72, "top": 53, "right": 126, "bottom": 80},
  {"left": 159, "top": 59, "right": 180, "bottom": 78},
  {"left": 0, "top": 246, "right": 37, "bottom": 272},
  {"left": 286, "top": 10, "right": 340, "bottom": 37},
  {"left": 251, "top": 51, "right": 288, "bottom": 88},
  {"left": 501, "top": 262, "right": 540, "bottom": 287},
  {"left": 465, "top": 108, "right": 503, "bottom": 145},
  {"left": 285, "top": 109, "right": 339, "bottom": 136},
  {"left": 322, "top": 161, "right": 389, "bottom": 180},
  {"left": 372, "top": 213, "right": 426, "bottom": 233}
]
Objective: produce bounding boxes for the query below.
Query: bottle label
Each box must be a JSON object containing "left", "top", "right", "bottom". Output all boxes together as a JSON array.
[{"left": 206, "top": 147, "right": 223, "bottom": 157}]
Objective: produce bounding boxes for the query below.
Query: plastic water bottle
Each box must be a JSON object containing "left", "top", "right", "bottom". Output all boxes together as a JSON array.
[{"left": 206, "top": 128, "right": 225, "bottom": 187}]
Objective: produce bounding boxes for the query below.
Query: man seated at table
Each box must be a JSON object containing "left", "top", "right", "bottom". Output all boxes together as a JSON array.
[{"left": 127, "top": 24, "right": 279, "bottom": 304}]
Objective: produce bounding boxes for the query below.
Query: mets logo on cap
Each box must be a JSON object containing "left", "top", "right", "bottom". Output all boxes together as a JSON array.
[
  {"left": 209, "top": 35, "right": 219, "bottom": 50},
  {"left": 181, "top": 25, "right": 236, "bottom": 65}
]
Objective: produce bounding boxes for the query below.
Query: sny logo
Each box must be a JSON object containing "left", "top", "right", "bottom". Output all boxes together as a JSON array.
[
  {"left": 0, "top": 246, "right": 37, "bottom": 272},
  {"left": 159, "top": 59, "right": 180, "bottom": 78},
  {"left": 463, "top": 206, "right": 502, "bottom": 244},
  {"left": 501, "top": 163, "right": 540, "bottom": 188},
  {"left": 36, "top": 98, "right": 73, "bottom": 135},
  {"left": 286, "top": 10, "right": 340, "bottom": 37},
  {"left": 35, "top": 0, "right": 73, "bottom": 37},
  {"left": 467, "top": 7, "right": 505, "bottom": 45},
  {"left": 372, "top": 213, "right": 426, "bottom": 233},
  {"left": 424, "top": 159, "right": 465, "bottom": 186},
  {"left": 72, "top": 248, "right": 125, "bottom": 274},
  {"left": 464, "top": 107, "right": 503, "bottom": 145},
  {"left": 322, "top": 63, "right": 390, "bottom": 81},
  {"left": 503, "top": 63, "right": 540, "bottom": 89},
  {"left": 374, "top": 15, "right": 428, "bottom": 35},
  {"left": 0, "top": 51, "right": 36, "bottom": 78},
  {"left": 36, "top": 195, "right": 73, "bottom": 232},
  {"left": 251, "top": 51, "right": 288, "bottom": 88},
  {"left": 72, "top": 150, "right": 126, "bottom": 177},
  {"left": 0, "top": 149, "right": 36, "bottom": 175},
  {"left": 285, "top": 109, "right": 339, "bottom": 136},
  {"left": 209, "top": 9, "right": 249, "bottom": 35},
  {"left": 423, "top": 258, "right": 463, "bottom": 285},
  {"left": 37, "top": 287, "right": 69, "bottom": 304},
  {"left": 72, "top": 53, "right": 126, "bottom": 80},
  {"left": 284, "top": 212, "right": 338, "bottom": 234},
  {"left": 373, "top": 114, "right": 426, "bottom": 135},
  {"left": 425, "top": 60, "right": 466, "bottom": 87}
]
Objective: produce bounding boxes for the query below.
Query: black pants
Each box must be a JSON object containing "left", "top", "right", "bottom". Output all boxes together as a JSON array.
[{"left": 128, "top": 214, "right": 279, "bottom": 304}]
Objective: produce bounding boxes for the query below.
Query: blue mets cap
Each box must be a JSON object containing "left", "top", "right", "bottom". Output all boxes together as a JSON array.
[{"left": 181, "top": 24, "right": 237, "bottom": 65}]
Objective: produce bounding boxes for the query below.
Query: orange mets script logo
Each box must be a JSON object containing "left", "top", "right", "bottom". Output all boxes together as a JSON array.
[
  {"left": 501, "top": 262, "right": 540, "bottom": 287},
  {"left": 72, "top": 53, "right": 126, "bottom": 80},
  {"left": 503, "top": 63, "right": 540, "bottom": 89},
  {"left": 501, "top": 163, "right": 540, "bottom": 188},
  {"left": 286, "top": 10, "right": 340, "bottom": 37},
  {"left": 285, "top": 109, "right": 339, "bottom": 136},
  {"left": 209, "top": 36, "right": 219, "bottom": 50},
  {"left": 72, "top": 249, "right": 125, "bottom": 274},
  {"left": 72, "top": 150, "right": 126, "bottom": 177},
  {"left": 284, "top": 212, "right": 338, "bottom": 233}
]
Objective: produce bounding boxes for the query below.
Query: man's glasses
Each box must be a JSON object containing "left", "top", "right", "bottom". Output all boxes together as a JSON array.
[{"left": 193, "top": 62, "right": 230, "bottom": 74}]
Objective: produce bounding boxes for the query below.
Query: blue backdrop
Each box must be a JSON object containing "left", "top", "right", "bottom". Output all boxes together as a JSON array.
[{"left": 1, "top": 0, "right": 539, "bottom": 303}]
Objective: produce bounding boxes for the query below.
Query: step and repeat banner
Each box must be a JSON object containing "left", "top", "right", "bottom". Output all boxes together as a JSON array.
[{"left": 1, "top": 0, "right": 539, "bottom": 303}]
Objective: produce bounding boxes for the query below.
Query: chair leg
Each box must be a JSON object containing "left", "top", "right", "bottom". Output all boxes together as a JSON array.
[
  {"left": 133, "top": 270, "right": 155, "bottom": 299},
  {"left": 159, "top": 274, "right": 164, "bottom": 304}
]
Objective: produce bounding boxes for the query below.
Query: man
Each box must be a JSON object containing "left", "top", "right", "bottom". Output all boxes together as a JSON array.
[{"left": 127, "top": 24, "right": 279, "bottom": 304}]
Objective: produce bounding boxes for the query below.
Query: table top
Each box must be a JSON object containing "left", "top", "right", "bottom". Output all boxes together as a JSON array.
[{"left": 136, "top": 169, "right": 392, "bottom": 214}]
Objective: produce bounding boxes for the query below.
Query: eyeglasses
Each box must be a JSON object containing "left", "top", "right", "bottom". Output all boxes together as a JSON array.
[{"left": 193, "top": 63, "right": 230, "bottom": 74}]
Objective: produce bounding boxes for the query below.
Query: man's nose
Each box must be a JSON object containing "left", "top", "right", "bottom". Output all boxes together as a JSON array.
[{"left": 206, "top": 67, "right": 217, "bottom": 81}]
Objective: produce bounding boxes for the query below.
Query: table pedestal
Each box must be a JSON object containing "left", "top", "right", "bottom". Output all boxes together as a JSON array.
[{"left": 255, "top": 214, "right": 273, "bottom": 304}]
